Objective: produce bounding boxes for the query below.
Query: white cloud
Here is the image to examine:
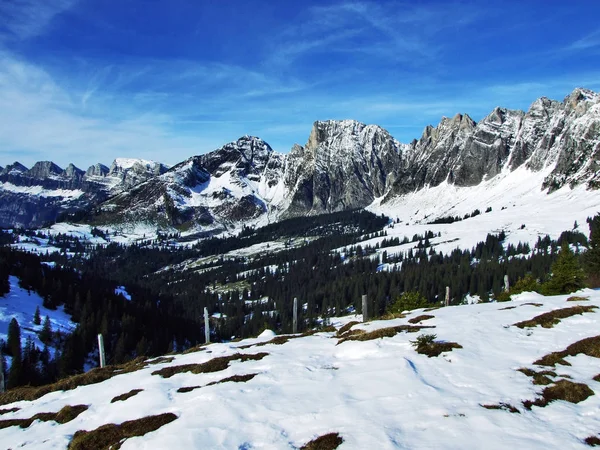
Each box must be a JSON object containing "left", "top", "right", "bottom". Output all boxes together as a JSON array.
[{"left": 0, "top": 0, "right": 78, "bottom": 41}]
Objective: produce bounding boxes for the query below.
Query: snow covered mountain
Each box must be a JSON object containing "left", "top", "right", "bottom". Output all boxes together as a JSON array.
[
  {"left": 1, "top": 289, "right": 599, "bottom": 449},
  {"left": 1, "top": 87, "right": 599, "bottom": 231},
  {"left": 0, "top": 159, "right": 169, "bottom": 228}
]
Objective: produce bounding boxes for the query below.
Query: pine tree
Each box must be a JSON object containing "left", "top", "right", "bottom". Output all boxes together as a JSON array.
[
  {"left": 39, "top": 316, "right": 52, "bottom": 345},
  {"left": 543, "top": 242, "right": 586, "bottom": 295},
  {"left": 33, "top": 306, "right": 41, "bottom": 326},
  {"left": 7, "top": 318, "right": 21, "bottom": 358},
  {"left": 584, "top": 215, "right": 600, "bottom": 286}
]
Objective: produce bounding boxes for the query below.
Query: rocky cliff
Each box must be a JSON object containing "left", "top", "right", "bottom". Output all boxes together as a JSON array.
[{"left": 1, "top": 87, "right": 598, "bottom": 230}]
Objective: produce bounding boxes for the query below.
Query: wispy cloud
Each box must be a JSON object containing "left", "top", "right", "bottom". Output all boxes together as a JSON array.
[
  {"left": 0, "top": 0, "right": 78, "bottom": 41},
  {"left": 267, "top": 1, "right": 481, "bottom": 69},
  {"left": 565, "top": 28, "right": 600, "bottom": 52}
]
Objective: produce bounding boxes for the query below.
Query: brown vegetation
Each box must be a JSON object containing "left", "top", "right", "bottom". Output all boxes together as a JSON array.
[
  {"left": 337, "top": 325, "right": 435, "bottom": 345},
  {"left": 68, "top": 412, "right": 177, "bottom": 450},
  {"left": 567, "top": 296, "right": 590, "bottom": 302},
  {"left": 408, "top": 314, "right": 435, "bottom": 324},
  {"left": 415, "top": 341, "right": 463, "bottom": 357},
  {"left": 522, "top": 379, "right": 594, "bottom": 409},
  {"left": 513, "top": 305, "right": 597, "bottom": 329},
  {"left": 0, "top": 407, "right": 19, "bottom": 415},
  {"left": 480, "top": 403, "right": 520, "bottom": 413},
  {"left": 586, "top": 435, "right": 600, "bottom": 446},
  {"left": 111, "top": 389, "right": 144, "bottom": 403},
  {"left": 152, "top": 353, "right": 268, "bottom": 378},
  {"left": 534, "top": 335, "right": 600, "bottom": 366},
  {"left": 517, "top": 368, "right": 557, "bottom": 385},
  {"left": 300, "top": 432, "right": 344, "bottom": 450},
  {"left": 337, "top": 321, "right": 360, "bottom": 336},
  {"left": 0, "top": 404, "right": 88, "bottom": 429},
  {"left": 0, "top": 357, "right": 150, "bottom": 406}
]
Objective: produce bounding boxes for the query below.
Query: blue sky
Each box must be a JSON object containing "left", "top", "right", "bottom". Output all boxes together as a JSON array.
[{"left": 1, "top": 0, "right": 600, "bottom": 169}]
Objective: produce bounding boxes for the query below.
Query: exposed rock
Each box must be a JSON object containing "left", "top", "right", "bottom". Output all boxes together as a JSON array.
[{"left": 1, "top": 87, "right": 599, "bottom": 229}]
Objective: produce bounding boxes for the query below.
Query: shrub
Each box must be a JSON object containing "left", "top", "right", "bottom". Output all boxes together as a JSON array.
[{"left": 388, "top": 291, "right": 429, "bottom": 314}]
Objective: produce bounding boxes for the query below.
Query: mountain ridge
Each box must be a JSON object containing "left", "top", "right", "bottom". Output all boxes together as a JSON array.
[{"left": 1, "top": 87, "right": 599, "bottom": 229}]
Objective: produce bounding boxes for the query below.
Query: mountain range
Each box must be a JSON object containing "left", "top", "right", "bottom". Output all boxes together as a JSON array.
[{"left": 1, "top": 87, "right": 598, "bottom": 230}]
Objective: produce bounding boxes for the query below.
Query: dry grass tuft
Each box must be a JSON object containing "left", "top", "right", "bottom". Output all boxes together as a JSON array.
[
  {"left": 0, "top": 404, "right": 88, "bottom": 430},
  {"left": 300, "top": 432, "right": 344, "bottom": 450},
  {"left": 0, "top": 357, "right": 151, "bottom": 406},
  {"left": 0, "top": 407, "right": 19, "bottom": 415},
  {"left": 521, "top": 302, "right": 544, "bottom": 307},
  {"left": 567, "top": 296, "right": 590, "bottom": 302},
  {"left": 423, "top": 307, "right": 441, "bottom": 312},
  {"left": 594, "top": 374, "right": 600, "bottom": 382},
  {"left": 480, "top": 403, "right": 520, "bottom": 413},
  {"left": 181, "top": 344, "right": 208, "bottom": 355},
  {"left": 408, "top": 314, "right": 435, "bottom": 324},
  {"left": 68, "top": 412, "right": 177, "bottom": 450},
  {"left": 337, "top": 321, "right": 360, "bottom": 336},
  {"left": 111, "top": 389, "right": 143, "bottom": 403},
  {"left": 522, "top": 379, "right": 594, "bottom": 409},
  {"left": 415, "top": 341, "right": 463, "bottom": 357},
  {"left": 499, "top": 306, "right": 517, "bottom": 310},
  {"left": 586, "top": 435, "right": 600, "bottom": 446},
  {"left": 145, "top": 356, "right": 175, "bottom": 365},
  {"left": 335, "top": 329, "right": 366, "bottom": 341},
  {"left": 517, "top": 368, "right": 557, "bottom": 385},
  {"left": 176, "top": 386, "right": 200, "bottom": 393},
  {"left": 206, "top": 373, "right": 257, "bottom": 386},
  {"left": 513, "top": 305, "right": 597, "bottom": 329},
  {"left": 379, "top": 312, "right": 407, "bottom": 320},
  {"left": 177, "top": 373, "right": 257, "bottom": 393},
  {"left": 152, "top": 353, "right": 268, "bottom": 378},
  {"left": 337, "top": 325, "right": 434, "bottom": 345},
  {"left": 534, "top": 335, "right": 600, "bottom": 367}
]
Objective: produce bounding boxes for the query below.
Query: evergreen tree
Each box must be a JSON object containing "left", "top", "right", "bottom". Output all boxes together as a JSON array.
[
  {"left": 543, "top": 242, "right": 586, "bottom": 295},
  {"left": 33, "top": 305, "right": 41, "bottom": 325},
  {"left": 584, "top": 215, "right": 600, "bottom": 286},
  {"left": 6, "top": 348, "right": 22, "bottom": 389},
  {"left": 7, "top": 318, "right": 21, "bottom": 358},
  {"left": 39, "top": 316, "right": 52, "bottom": 345}
]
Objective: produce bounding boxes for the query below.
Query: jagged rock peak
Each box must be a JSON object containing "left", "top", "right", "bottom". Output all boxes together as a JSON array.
[
  {"left": 86, "top": 163, "right": 110, "bottom": 177},
  {"left": 564, "top": 87, "right": 600, "bottom": 116},
  {"left": 26, "top": 161, "right": 63, "bottom": 179},
  {"left": 63, "top": 163, "right": 84, "bottom": 178},
  {"left": 1, "top": 162, "right": 28, "bottom": 175},
  {"left": 221, "top": 135, "right": 273, "bottom": 158}
]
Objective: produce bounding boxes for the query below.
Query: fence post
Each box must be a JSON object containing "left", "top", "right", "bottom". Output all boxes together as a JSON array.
[
  {"left": 445, "top": 286, "right": 450, "bottom": 307},
  {"left": 293, "top": 297, "right": 298, "bottom": 334},
  {"left": 504, "top": 275, "right": 510, "bottom": 292},
  {"left": 0, "top": 350, "right": 4, "bottom": 392},
  {"left": 97, "top": 334, "right": 106, "bottom": 368},
  {"left": 204, "top": 307, "right": 210, "bottom": 344},
  {"left": 362, "top": 294, "right": 368, "bottom": 322}
]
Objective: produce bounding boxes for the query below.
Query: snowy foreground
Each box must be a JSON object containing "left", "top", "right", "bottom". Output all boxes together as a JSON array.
[{"left": 1, "top": 291, "right": 600, "bottom": 449}]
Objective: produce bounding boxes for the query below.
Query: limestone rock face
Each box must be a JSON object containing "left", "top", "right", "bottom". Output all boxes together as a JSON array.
[
  {"left": 0, "top": 88, "right": 599, "bottom": 229},
  {"left": 283, "top": 120, "right": 407, "bottom": 215}
]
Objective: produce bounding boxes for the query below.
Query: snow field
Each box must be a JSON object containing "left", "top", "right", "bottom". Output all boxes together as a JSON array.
[{"left": 0, "top": 290, "right": 599, "bottom": 449}]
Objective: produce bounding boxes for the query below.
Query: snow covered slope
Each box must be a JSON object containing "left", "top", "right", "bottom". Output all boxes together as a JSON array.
[
  {"left": 0, "top": 276, "right": 75, "bottom": 350},
  {"left": 1, "top": 290, "right": 599, "bottom": 449}
]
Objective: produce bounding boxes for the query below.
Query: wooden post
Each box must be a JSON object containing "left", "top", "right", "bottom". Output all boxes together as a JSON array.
[
  {"left": 204, "top": 307, "right": 210, "bottom": 344},
  {"left": 0, "top": 350, "right": 4, "bottom": 393},
  {"left": 362, "top": 294, "right": 368, "bottom": 322},
  {"left": 445, "top": 286, "right": 450, "bottom": 307},
  {"left": 97, "top": 334, "right": 106, "bottom": 368},
  {"left": 293, "top": 298, "right": 298, "bottom": 334},
  {"left": 504, "top": 275, "right": 510, "bottom": 292}
]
